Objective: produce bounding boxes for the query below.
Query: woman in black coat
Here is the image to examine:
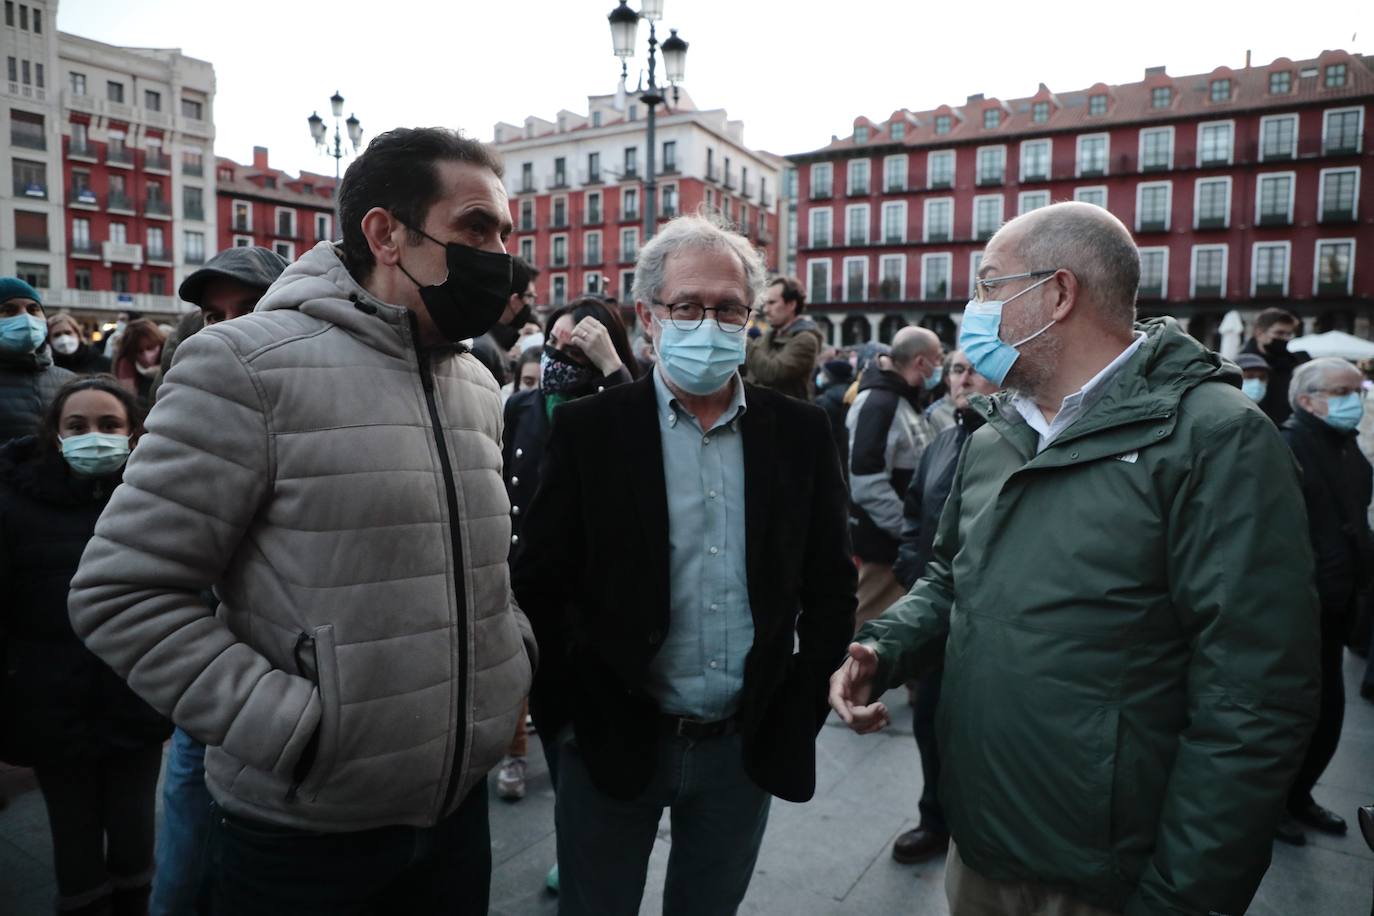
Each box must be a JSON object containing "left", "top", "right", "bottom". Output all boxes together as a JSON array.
[{"left": 0, "top": 374, "right": 170, "bottom": 916}]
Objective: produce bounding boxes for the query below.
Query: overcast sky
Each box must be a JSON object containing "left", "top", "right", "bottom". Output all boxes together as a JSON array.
[{"left": 57, "top": 0, "right": 1374, "bottom": 178}]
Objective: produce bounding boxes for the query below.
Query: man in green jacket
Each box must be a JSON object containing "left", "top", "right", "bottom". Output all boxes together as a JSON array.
[{"left": 829, "top": 202, "right": 1320, "bottom": 916}]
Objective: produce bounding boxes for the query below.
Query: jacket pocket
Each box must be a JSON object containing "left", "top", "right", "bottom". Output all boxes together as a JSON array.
[{"left": 287, "top": 624, "right": 342, "bottom": 803}]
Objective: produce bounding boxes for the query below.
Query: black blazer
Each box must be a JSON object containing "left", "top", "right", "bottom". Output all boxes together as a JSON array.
[{"left": 512, "top": 374, "right": 856, "bottom": 803}]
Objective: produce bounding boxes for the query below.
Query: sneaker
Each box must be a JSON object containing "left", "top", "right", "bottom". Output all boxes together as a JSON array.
[
  {"left": 497, "top": 756, "right": 527, "bottom": 801},
  {"left": 545, "top": 863, "right": 559, "bottom": 894}
]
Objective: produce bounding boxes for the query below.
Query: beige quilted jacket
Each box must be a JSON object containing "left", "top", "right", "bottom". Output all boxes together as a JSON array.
[{"left": 69, "top": 241, "right": 535, "bottom": 831}]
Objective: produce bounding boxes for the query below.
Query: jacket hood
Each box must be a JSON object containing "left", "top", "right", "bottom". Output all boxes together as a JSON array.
[
  {"left": 981, "top": 317, "right": 1234, "bottom": 429},
  {"left": 0, "top": 342, "right": 53, "bottom": 372},
  {"left": 254, "top": 241, "right": 447, "bottom": 360},
  {"left": 777, "top": 315, "right": 822, "bottom": 339},
  {"left": 0, "top": 435, "right": 121, "bottom": 506},
  {"left": 858, "top": 364, "right": 920, "bottom": 399}
]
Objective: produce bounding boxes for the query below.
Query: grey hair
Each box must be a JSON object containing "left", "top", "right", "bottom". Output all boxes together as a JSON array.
[
  {"left": 1007, "top": 202, "right": 1139, "bottom": 330},
  {"left": 1289, "top": 356, "right": 1358, "bottom": 412},
  {"left": 631, "top": 214, "right": 768, "bottom": 308}
]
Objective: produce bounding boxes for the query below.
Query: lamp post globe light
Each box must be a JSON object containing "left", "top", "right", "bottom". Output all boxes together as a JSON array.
[
  {"left": 607, "top": 0, "right": 687, "bottom": 241},
  {"left": 307, "top": 91, "right": 365, "bottom": 223}
]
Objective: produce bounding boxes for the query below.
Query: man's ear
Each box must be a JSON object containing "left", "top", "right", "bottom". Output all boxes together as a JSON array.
[
  {"left": 1049, "top": 268, "right": 1080, "bottom": 323},
  {"left": 361, "top": 207, "right": 403, "bottom": 269},
  {"left": 635, "top": 299, "right": 655, "bottom": 333}
]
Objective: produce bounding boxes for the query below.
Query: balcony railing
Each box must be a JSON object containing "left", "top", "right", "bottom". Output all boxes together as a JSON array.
[
  {"left": 809, "top": 186, "right": 833, "bottom": 200},
  {"left": 1195, "top": 215, "right": 1226, "bottom": 230},
  {"left": 106, "top": 147, "right": 134, "bottom": 166},
  {"left": 723, "top": 172, "right": 736, "bottom": 190},
  {"left": 1138, "top": 285, "right": 1164, "bottom": 300},
  {"left": 928, "top": 177, "right": 953, "bottom": 190},
  {"left": 1321, "top": 206, "right": 1355, "bottom": 223},
  {"left": 1138, "top": 219, "right": 1167, "bottom": 233},
  {"left": 11, "top": 129, "right": 45, "bottom": 151},
  {"left": 584, "top": 209, "right": 603, "bottom": 225},
  {"left": 107, "top": 193, "right": 134, "bottom": 212},
  {"left": 705, "top": 166, "right": 719, "bottom": 183},
  {"left": 548, "top": 173, "right": 569, "bottom": 189},
  {"left": 975, "top": 226, "right": 997, "bottom": 241},
  {"left": 146, "top": 246, "right": 170, "bottom": 262},
  {"left": 14, "top": 180, "right": 47, "bottom": 199},
  {"left": 1140, "top": 158, "right": 1170, "bottom": 173},
  {"left": 69, "top": 142, "right": 97, "bottom": 160},
  {"left": 923, "top": 283, "right": 949, "bottom": 301},
  {"left": 182, "top": 161, "right": 203, "bottom": 177},
  {"left": 1254, "top": 282, "right": 1285, "bottom": 298},
  {"left": 102, "top": 241, "right": 144, "bottom": 266},
  {"left": 622, "top": 209, "right": 640, "bottom": 223},
  {"left": 1256, "top": 211, "right": 1290, "bottom": 227},
  {"left": 70, "top": 187, "right": 100, "bottom": 207},
  {"left": 884, "top": 180, "right": 907, "bottom": 193},
  {"left": 145, "top": 200, "right": 171, "bottom": 217},
  {"left": 145, "top": 152, "right": 171, "bottom": 171},
  {"left": 70, "top": 241, "right": 99, "bottom": 256},
  {"left": 1317, "top": 280, "right": 1350, "bottom": 297},
  {"left": 1078, "top": 165, "right": 1106, "bottom": 178},
  {"left": 15, "top": 233, "right": 49, "bottom": 249},
  {"left": 847, "top": 182, "right": 869, "bottom": 196},
  {"left": 184, "top": 206, "right": 206, "bottom": 221},
  {"left": 925, "top": 229, "right": 951, "bottom": 243},
  {"left": 622, "top": 166, "right": 639, "bottom": 181},
  {"left": 1324, "top": 138, "right": 1359, "bottom": 155},
  {"left": 1192, "top": 284, "right": 1222, "bottom": 299},
  {"left": 975, "top": 173, "right": 1003, "bottom": 187},
  {"left": 549, "top": 214, "right": 569, "bottom": 229}
]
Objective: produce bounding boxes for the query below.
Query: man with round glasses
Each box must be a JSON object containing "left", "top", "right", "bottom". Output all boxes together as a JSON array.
[
  {"left": 829, "top": 201, "right": 1319, "bottom": 916},
  {"left": 514, "top": 214, "right": 855, "bottom": 915}
]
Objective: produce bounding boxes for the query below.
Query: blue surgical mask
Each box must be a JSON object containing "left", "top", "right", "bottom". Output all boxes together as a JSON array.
[
  {"left": 924, "top": 364, "right": 944, "bottom": 392},
  {"left": 957, "top": 274, "right": 1058, "bottom": 386},
  {"left": 1321, "top": 392, "right": 1364, "bottom": 431},
  {"left": 655, "top": 317, "right": 745, "bottom": 396},
  {"left": 0, "top": 313, "right": 48, "bottom": 354},
  {"left": 60, "top": 432, "right": 130, "bottom": 477},
  {"left": 1241, "top": 378, "right": 1268, "bottom": 403},
  {"left": 815, "top": 370, "right": 827, "bottom": 390}
]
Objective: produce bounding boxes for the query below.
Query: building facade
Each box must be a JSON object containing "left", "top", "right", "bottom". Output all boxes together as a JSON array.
[
  {"left": 2, "top": 0, "right": 216, "bottom": 324},
  {"left": 216, "top": 147, "right": 335, "bottom": 261},
  {"left": 787, "top": 50, "right": 1373, "bottom": 347},
  {"left": 492, "top": 89, "right": 784, "bottom": 310}
]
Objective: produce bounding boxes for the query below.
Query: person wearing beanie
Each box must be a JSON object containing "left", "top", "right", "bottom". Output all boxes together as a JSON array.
[{"left": 0, "top": 277, "right": 74, "bottom": 443}]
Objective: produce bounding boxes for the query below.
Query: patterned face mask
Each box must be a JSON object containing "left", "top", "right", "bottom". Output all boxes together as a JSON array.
[{"left": 540, "top": 344, "right": 600, "bottom": 394}]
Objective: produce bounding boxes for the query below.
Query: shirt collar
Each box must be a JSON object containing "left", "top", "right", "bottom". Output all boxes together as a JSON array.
[
  {"left": 1013, "top": 331, "right": 1146, "bottom": 446},
  {"left": 653, "top": 365, "right": 749, "bottom": 432}
]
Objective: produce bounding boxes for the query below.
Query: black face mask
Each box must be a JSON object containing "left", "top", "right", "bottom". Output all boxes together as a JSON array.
[
  {"left": 1263, "top": 338, "right": 1290, "bottom": 357},
  {"left": 397, "top": 227, "right": 512, "bottom": 343}
]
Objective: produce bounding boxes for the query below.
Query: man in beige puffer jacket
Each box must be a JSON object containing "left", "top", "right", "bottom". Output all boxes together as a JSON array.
[{"left": 69, "top": 127, "right": 535, "bottom": 915}]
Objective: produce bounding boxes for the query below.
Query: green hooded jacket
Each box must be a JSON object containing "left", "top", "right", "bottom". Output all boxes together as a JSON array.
[{"left": 858, "top": 318, "right": 1320, "bottom": 916}]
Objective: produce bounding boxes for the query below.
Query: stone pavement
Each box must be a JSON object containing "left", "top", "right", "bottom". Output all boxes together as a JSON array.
[{"left": 2, "top": 656, "right": 1372, "bottom": 915}]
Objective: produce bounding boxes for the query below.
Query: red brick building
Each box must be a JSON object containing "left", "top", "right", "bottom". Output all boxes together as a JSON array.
[
  {"left": 786, "top": 49, "right": 1373, "bottom": 346},
  {"left": 492, "top": 89, "right": 784, "bottom": 308},
  {"left": 215, "top": 147, "right": 336, "bottom": 262}
]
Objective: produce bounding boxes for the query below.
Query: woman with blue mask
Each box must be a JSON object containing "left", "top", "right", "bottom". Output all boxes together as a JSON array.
[
  {"left": 0, "top": 375, "right": 170, "bottom": 915},
  {"left": 0, "top": 276, "right": 75, "bottom": 443},
  {"left": 1275, "top": 356, "right": 1373, "bottom": 846}
]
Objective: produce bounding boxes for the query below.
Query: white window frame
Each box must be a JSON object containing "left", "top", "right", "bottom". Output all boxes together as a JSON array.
[
  {"left": 1254, "top": 171, "right": 1297, "bottom": 224},
  {"left": 550, "top": 273, "right": 568, "bottom": 307},
  {"left": 619, "top": 187, "right": 638, "bottom": 220},
  {"left": 1134, "top": 181, "right": 1173, "bottom": 231},
  {"left": 659, "top": 182, "right": 678, "bottom": 217},
  {"left": 1137, "top": 126, "right": 1175, "bottom": 171},
  {"left": 847, "top": 158, "right": 871, "bottom": 194},
  {"left": 273, "top": 241, "right": 296, "bottom": 261},
  {"left": 883, "top": 154, "right": 908, "bottom": 192},
  {"left": 232, "top": 235, "right": 253, "bottom": 248},
  {"left": 273, "top": 206, "right": 297, "bottom": 238},
  {"left": 519, "top": 237, "right": 535, "bottom": 264},
  {"left": 968, "top": 251, "right": 984, "bottom": 299},
  {"left": 845, "top": 203, "right": 870, "bottom": 245},
  {"left": 1312, "top": 238, "right": 1356, "bottom": 295},
  {"left": 920, "top": 252, "right": 953, "bottom": 301},
  {"left": 877, "top": 254, "right": 906, "bottom": 300},
  {"left": 806, "top": 258, "right": 833, "bottom": 303},
  {"left": 1317, "top": 167, "right": 1361, "bottom": 222},
  {"left": 551, "top": 232, "right": 569, "bottom": 268},
  {"left": 1321, "top": 106, "right": 1365, "bottom": 154},
  {"left": 231, "top": 198, "right": 253, "bottom": 232},
  {"left": 1250, "top": 241, "right": 1292, "bottom": 296},
  {"left": 1075, "top": 132, "right": 1110, "bottom": 177},
  {"left": 1189, "top": 244, "right": 1228, "bottom": 297},
  {"left": 1258, "top": 113, "right": 1299, "bottom": 161},
  {"left": 923, "top": 197, "right": 953, "bottom": 242},
  {"left": 620, "top": 226, "right": 639, "bottom": 261},
  {"left": 810, "top": 162, "right": 833, "bottom": 197},
  {"left": 1137, "top": 246, "right": 1170, "bottom": 295},
  {"left": 926, "top": 150, "right": 955, "bottom": 189},
  {"left": 808, "top": 207, "right": 833, "bottom": 247},
  {"left": 1074, "top": 185, "right": 1108, "bottom": 207},
  {"left": 972, "top": 194, "right": 1004, "bottom": 238},
  {"left": 1019, "top": 139, "right": 1051, "bottom": 182},
  {"left": 1192, "top": 176, "right": 1233, "bottom": 228},
  {"left": 842, "top": 256, "right": 869, "bottom": 302},
  {"left": 584, "top": 229, "right": 603, "bottom": 264},
  {"left": 1195, "top": 120, "right": 1236, "bottom": 167},
  {"left": 975, "top": 145, "right": 1007, "bottom": 184},
  {"left": 584, "top": 272, "right": 602, "bottom": 294},
  {"left": 1017, "top": 190, "right": 1050, "bottom": 215},
  {"left": 880, "top": 200, "right": 907, "bottom": 244},
  {"left": 315, "top": 213, "right": 331, "bottom": 241}
]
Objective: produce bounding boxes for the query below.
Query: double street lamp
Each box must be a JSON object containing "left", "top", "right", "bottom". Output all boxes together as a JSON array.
[
  {"left": 607, "top": 0, "right": 688, "bottom": 241},
  {"left": 307, "top": 92, "right": 364, "bottom": 226}
]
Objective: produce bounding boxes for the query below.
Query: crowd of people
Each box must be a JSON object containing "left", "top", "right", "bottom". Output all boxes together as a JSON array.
[{"left": 0, "top": 125, "right": 1372, "bottom": 916}]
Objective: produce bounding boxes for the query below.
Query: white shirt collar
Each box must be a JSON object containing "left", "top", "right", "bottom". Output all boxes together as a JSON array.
[{"left": 1013, "top": 332, "right": 1146, "bottom": 452}]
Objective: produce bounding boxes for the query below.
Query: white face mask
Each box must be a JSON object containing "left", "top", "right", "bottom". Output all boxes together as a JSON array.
[
  {"left": 51, "top": 333, "right": 80, "bottom": 355},
  {"left": 135, "top": 361, "right": 159, "bottom": 378}
]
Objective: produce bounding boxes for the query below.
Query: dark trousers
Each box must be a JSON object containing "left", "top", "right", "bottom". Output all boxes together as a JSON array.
[
  {"left": 209, "top": 784, "right": 491, "bottom": 916},
  {"left": 912, "top": 667, "right": 946, "bottom": 834},
  {"left": 1289, "top": 610, "right": 1350, "bottom": 806},
  {"left": 33, "top": 745, "right": 162, "bottom": 908}
]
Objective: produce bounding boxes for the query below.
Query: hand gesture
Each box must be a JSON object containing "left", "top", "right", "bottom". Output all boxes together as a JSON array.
[
  {"left": 829, "top": 643, "right": 889, "bottom": 734},
  {"left": 571, "top": 316, "right": 623, "bottom": 376}
]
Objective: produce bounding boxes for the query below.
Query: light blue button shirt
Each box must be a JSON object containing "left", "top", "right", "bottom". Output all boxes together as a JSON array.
[{"left": 647, "top": 367, "right": 755, "bottom": 720}]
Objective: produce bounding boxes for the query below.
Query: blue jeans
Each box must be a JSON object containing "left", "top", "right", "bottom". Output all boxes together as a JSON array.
[
  {"left": 555, "top": 728, "right": 771, "bottom": 916},
  {"left": 150, "top": 727, "right": 212, "bottom": 916}
]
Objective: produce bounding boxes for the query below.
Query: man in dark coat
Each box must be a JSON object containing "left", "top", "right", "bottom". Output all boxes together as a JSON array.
[
  {"left": 1241, "top": 307, "right": 1308, "bottom": 426},
  {"left": 1279, "top": 356, "right": 1374, "bottom": 845},
  {"left": 0, "top": 278, "right": 73, "bottom": 444},
  {"left": 889, "top": 350, "right": 1000, "bottom": 865},
  {"left": 513, "top": 216, "right": 854, "bottom": 916}
]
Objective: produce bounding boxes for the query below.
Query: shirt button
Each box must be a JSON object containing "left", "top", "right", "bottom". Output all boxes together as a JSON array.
[
  {"left": 708, "top": 489, "right": 717, "bottom": 499},
  {"left": 702, "top": 436, "right": 710, "bottom": 445},
  {"left": 709, "top": 603, "right": 719, "bottom": 612},
  {"left": 709, "top": 546, "right": 719, "bottom": 556},
  {"left": 511, "top": 505, "right": 520, "bottom": 515},
  {"left": 708, "top": 660, "right": 719, "bottom": 670},
  {"left": 510, "top": 535, "right": 519, "bottom": 545},
  {"left": 511, "top": 476, "right": 520, "bottom": 486},
  {"left": 515, "top": 448, "right": 523, "bottom": 458}
]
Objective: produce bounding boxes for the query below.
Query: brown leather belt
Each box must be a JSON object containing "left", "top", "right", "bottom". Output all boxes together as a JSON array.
[{"left": 661, "top": 714, "right": 737, "bottom": 739}]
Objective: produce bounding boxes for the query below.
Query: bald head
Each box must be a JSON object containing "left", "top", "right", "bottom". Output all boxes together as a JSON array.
[
  {"left": 891, "top": 326, "right": 940, "bottom": 368},
  {"left": 991, "top": 202, "right": 1139, "bottom": 330}
]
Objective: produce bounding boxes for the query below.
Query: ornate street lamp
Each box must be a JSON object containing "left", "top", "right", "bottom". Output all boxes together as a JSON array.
[{"left": 308, "top": 91, "right": 364, "bottom": 228}]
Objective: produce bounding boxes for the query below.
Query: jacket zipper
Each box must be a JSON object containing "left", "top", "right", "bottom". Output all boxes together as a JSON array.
[{"left": 411, "top": 320, "right": 470, "bottom": 817}]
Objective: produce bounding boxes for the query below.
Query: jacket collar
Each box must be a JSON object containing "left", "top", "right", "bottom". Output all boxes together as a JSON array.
[{"left": 1286, "top": 407, "right": 1359, "bottom": 442}]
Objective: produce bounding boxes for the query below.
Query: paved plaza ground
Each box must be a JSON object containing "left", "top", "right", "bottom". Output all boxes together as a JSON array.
[{"left": 3, "top": 656, "right": 1372, "bottom": 915}]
